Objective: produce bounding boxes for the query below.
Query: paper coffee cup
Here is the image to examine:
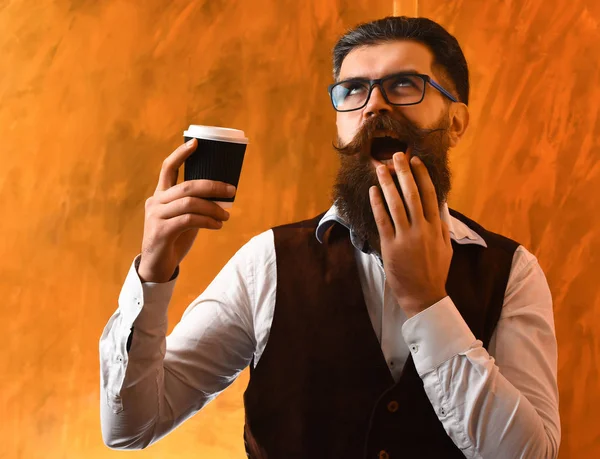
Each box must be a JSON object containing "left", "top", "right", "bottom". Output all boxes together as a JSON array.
[{"left": 183, "top": 125, "right": 249, "bottom": 209}]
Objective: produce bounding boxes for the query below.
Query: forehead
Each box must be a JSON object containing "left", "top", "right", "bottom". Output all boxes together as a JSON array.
[{"left": 338, "top": 40, "right": 435, "bottom": 80}]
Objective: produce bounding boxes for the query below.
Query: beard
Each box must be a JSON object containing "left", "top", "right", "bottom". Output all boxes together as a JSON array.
[{"left": 332, "top": 112, "right": 452, "bottom": 250}]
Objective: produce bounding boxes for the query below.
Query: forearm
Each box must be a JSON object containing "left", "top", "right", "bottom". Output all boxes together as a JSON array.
[
  {"left": 99, "top": 246, "right": 260, "bottom": 449},
  {"left": 99, "top": 255, "right": 187, "bottom": 449},
  {"left": 402, "top": 295, "right": 560, "bottom": 459},
  {"left": 421, "top": 342, "right": 559, "bottom": 459},
  {"left": 99, "top": 304, "right": 174, "bottom": 449}
]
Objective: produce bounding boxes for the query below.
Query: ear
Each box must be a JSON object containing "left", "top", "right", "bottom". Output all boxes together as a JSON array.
[{"left": 447, "top": 103, "right": 469, "bottom": 147}]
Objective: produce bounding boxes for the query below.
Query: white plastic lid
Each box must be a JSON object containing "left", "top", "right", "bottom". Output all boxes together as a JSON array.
[{"left": 183, "top": 125, "right": 248, "bottom": 144}]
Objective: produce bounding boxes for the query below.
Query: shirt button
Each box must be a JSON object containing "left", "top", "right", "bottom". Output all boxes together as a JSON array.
[
  {"left": 379, "top": 450, "right": 390, "bottom": 459},
  {"left": 387, "top": 400, "right": 399, "bottom": 413},
  {"left": 410, "top": 344, "right": 419, "bottom": 354},
  {"left": 116, "top": 355, "right": 123, "bottom": 363}
]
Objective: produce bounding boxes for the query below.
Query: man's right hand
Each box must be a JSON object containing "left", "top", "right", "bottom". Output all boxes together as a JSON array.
[{"left": 138, "top": 138, "right": 236, "bottom": 283}]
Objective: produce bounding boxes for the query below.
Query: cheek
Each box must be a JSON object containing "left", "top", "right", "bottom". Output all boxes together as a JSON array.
[
  {"left": 396, "top": 102, "right": 446, "bottom": 130},
  {"left": 336, "top": 113, "right": 360, "bottom": 144},
  {"left": 395, "top": 106, "right": 428, "bottom": 128},
  {"left": 415, "top": 102, "right": 447, "bottom": 129}
]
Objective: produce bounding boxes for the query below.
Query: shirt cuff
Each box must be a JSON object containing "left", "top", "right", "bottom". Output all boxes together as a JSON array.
[
  {"left": 401, "top": 296, "right": 477, "bottom": 376},
  {"left": 118, "top": 254, "right": 179, "bottom": 331}
]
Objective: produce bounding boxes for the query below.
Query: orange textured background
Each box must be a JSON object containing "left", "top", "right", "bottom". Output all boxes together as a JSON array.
[{"left": 0, "top": 0, "right": 598, "bottom": 458}]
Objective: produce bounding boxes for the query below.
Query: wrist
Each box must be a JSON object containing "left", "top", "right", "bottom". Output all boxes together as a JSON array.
[
  {"left": 137, "top": 260, "right": 177, "bottom": 284},
  {"left": 397, "top": 292, "right": 448, "bottom": 318}
]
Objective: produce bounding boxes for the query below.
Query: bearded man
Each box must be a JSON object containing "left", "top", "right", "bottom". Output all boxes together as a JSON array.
[{"left": 100, "top": 16, "right": 561, "bottom": 459}]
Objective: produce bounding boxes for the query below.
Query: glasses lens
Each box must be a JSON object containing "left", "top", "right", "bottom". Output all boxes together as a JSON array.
[
  {"left": 383, "top": 75, "right": 425, "bottom": 105},
  {"left": 331, "top": 81, "right": 370, "bottom": 111}
]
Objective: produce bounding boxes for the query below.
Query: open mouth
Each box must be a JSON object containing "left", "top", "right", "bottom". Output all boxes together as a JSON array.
[{"left": 370, "top": 135, "right": 409, "bottom": 161}]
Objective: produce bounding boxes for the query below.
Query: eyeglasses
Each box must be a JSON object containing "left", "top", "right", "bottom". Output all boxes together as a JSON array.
[{"left": 328, "top": 72, "right": 457, "bottom": 112}]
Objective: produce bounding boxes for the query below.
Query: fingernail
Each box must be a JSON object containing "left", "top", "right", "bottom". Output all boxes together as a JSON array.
[
  {"left": 394, "top": 152, "right": 404, "bottom": 161},
  {"left": 227, "top": 185, "right": 236, "bottom": 194},
  {"left": 377, "top": 165, "right": 385, "bottom": 175},
  {"left": 186, "top": 138, "right": 195, "bottom": 146}
]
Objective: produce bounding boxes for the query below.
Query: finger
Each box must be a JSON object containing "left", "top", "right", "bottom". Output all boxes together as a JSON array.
[
  {"left": 159, "top": 179, "right": 236, "bottom": 204},
  {"left": 369, "top": 186, "right": 395, "bottom": 240},
  {"left": 441, "top": 218, "right": 452, "bottom": 247},
  {"left": 376, "top": 164, "right": 409, "bottom": 230},
  {"left": 410, "top": 155, "right": 440, "bottom": 224},
  {"left": 158, "top": 196, "right": 231, "bottom": 222},
  {"left": 394, "top": 152, "right": 424, "bottom": 224},
  {"left": 377, "top": 166, "right": 409, "bottom": 230},
  {"left": 156, "top": 138, "right": 197, "bottom": 192},
  {"left": 166, "top": 214, "right": 224, "bottom": 234}
]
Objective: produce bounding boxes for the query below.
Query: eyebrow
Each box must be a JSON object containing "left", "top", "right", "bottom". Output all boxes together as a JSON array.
[{"left": 338, "top": 69, "right": 422, "bottom": 82}]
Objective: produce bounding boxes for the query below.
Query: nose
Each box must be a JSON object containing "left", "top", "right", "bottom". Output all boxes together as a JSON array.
[{"left": 363, "top": 84, "right": 392, "bottom": 119}]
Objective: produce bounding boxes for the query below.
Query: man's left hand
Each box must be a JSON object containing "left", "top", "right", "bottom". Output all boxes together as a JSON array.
[{"left": 369, "top": 152, "right": 453, "bottom": 318}]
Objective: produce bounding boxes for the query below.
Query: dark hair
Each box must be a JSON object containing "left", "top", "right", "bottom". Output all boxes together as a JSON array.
[{"left": 333, "top": 16, "right": 469, "bottom": 105}]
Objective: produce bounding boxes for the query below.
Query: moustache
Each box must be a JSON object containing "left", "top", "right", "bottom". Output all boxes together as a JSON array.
[{"left": 332, "top": 114, "right": 449, "bottom": 160}]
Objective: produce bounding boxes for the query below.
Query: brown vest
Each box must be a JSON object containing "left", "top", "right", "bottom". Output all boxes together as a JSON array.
[{"left": 243, "top": 209, "right": 519, "bottom": 459}]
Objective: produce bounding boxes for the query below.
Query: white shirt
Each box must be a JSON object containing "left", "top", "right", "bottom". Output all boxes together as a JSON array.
[{"left": 99, "top": 202, "right": 561, "bottom": 458}]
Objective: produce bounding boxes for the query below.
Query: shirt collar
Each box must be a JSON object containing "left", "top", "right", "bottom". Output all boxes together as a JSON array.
[{"left": 315, "top": 201, "right": 488, "bottom": 253}]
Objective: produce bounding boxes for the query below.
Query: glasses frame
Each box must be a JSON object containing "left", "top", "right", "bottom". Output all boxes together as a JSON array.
[{"left": 327, "top": 72, "right": 458, "bottom": 112}]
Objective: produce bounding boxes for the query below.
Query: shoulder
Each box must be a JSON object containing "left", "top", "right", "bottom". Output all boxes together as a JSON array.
[
  {"left": 236, "top": 229, "right": 276, "bottom": 267},
  {"left": 449, "top": 207, "right": 521, "bottom": 255},
  {"left": 236, "top": 210, "right": 328, "bottom": 264},
  {"left": 448, "top": 208, "right": 548, "bottom": 296},
  {"left": 272, "top": 212, "right": 328, "bottom": 231}
]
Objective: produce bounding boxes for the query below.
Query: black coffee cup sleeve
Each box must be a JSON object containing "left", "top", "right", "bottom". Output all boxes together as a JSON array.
[{"left": 184, "top": 137, "right": 247, "bottom": 203}]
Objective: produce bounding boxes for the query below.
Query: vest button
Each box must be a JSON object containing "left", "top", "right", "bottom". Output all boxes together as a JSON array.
[
  {"left": 387, "top": 400, "right": 399, "bottom": 413},
  {"left": 379, "top": 450, "right": 390, "bottom": 459}
]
